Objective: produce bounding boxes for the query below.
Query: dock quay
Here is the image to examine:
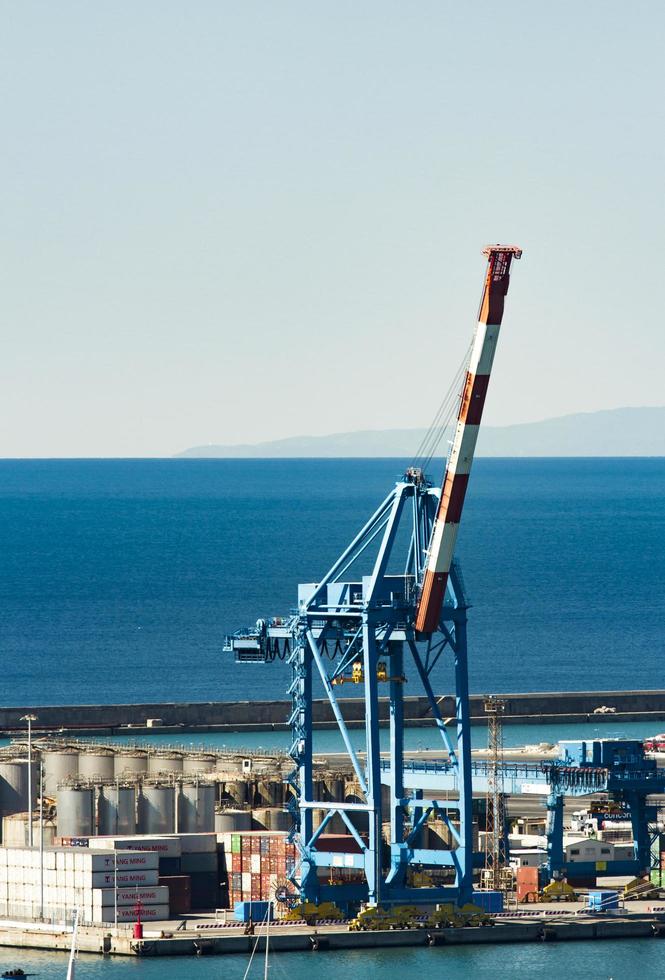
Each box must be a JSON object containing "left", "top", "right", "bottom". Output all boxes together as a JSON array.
[
  {"left": 2, "top": 689, "right": 665, "bottom": 736},
  {"left": 1, "top": 908, "right": 665, "bottom": 957}
]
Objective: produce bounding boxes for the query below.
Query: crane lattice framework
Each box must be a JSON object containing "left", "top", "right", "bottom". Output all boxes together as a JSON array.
[
  {"left": 227, "top": 246, "right": 522, "bottom": 908},
  {"left": 483, "top": 695, "right": 508, "bottom": 890}
]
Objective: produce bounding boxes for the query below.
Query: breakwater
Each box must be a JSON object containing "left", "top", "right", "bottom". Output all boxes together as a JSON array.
[{"left": 2, "top": 689, "right": 665, "bottom": 736}]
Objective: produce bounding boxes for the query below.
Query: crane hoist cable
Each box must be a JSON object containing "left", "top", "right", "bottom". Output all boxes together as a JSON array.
[{"left": 409, "top": 339, "right": 473, "bottom": 474}]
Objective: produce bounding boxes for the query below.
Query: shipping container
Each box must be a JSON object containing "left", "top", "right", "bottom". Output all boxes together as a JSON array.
[
  {"left": 93, "top": 904, "right": 170, "bottom": 923},
  {"left": 159, "top": 875, "right": 191, "bottom": 915},
  {"left": 234, "top": 901, "right": 273, "bottom": 923},
  {"left": 92, "top": 886, "right": 170, "bottom": 908},
  {"left": 472, "top": 890, "right": 504, "bottom": 913}
]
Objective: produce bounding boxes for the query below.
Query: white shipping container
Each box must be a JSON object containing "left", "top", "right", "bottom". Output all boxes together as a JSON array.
[
  {"left": 92, "top": 904, "right": 169, "bottom": 923},
  {"left": 241, "top": 872, "right": 251, "bottom": 892},
  {"left": 250, "top": 854, "right": 261, "bottom": 874},
  {"left": 170, "top": 833, "right": 217, "bottom": 854},
  {"left": 89, "top": 850, "right": 159, "bottom": 871},
  {"left": 92, "top": 886, "right": 170, "bottom": 908},
  {"left": 91, "top": 836, "right": 180, "bottom": 857},
  {"left": 90, "top": 869, "right": 159, "bottom": 889}
]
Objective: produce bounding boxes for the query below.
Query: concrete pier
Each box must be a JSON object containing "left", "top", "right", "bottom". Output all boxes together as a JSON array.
[
  {"left": 0, "top": 912, "right": 664, "bottom": 957},
  {"left": 1, "top": 689, "right": 665, "bottom": 736}
]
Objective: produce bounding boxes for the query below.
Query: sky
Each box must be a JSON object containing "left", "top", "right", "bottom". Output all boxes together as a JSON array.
[{"left": 1, "top": 1, "right": 663, "bottom": 457}]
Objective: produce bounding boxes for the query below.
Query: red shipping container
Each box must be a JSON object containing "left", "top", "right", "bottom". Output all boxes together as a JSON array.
[
  {"left": 516, "top": 866, "right": 539, "bottom": 902},
  {"left": 251, "top": 838, "right": 261, "bottom": 855},
  {"left": 232, "top": 853, "right": 242, "bottom": 873}
]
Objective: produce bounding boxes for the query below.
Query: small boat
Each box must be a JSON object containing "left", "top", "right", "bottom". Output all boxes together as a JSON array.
[{"left": 2, "top": 971, "right": 35, "bottom": 979}]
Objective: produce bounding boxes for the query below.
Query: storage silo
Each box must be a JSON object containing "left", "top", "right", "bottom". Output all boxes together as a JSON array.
[
  {"left": 266, "top": 809, "right": 292, "bottom": 833},
  {"left": 147, "top": 753, "right": 183, "bottom": 776},
  {"left": 137, "top": 784, "right": 175, "bottom": 834},
  {"left": 78, "top": 749, "right": 115, "bottom": 782},
  {"left": 182, "top": 753, "right": 216, "bottom": 775},
  {"left": 43, "top": 750, "right": 79, "bottom": 797},
  {"left": 56, "top": 786, "right": 95, "bottom": 837},
  {"left": 222, "top": 780, "right": 249, "bottom": 806},
  {"left": 178, "top": 782, "right": 215, "bottom": 833},
  {"left": 0, "top": 760, "right": 36, "bottom": 816},
  {"left": 214, "top": 809, "right": 252, "bottom": 833},
  {"left": 113, "top": 751, "right": 148, "bottom": 779},
  {"left": 98, "top": 785, "right": 136, "bottom": 836}
]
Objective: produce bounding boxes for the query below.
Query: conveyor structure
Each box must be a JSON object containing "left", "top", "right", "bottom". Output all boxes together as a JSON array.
[{"left": 226, "top": 246, "right": 523, "bottom": 907}]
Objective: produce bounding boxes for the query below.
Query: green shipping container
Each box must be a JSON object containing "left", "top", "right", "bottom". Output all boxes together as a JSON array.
[
  {"left": 231, "top": 835, "right": 241, "bottom": 854},
  {"left": 650, "top": 870, "right": 664, "bottom": 886}
]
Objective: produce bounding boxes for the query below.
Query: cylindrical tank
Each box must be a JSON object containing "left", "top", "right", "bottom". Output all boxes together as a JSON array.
[
  {"left": 98, "top": 785, "right": 136, "bottom": 835},
  {"left": 182, "top": 754, "right": 216, "bottom": 775},
  {"left": 178, "top": 782, "right": 215, "bottom": 833},
  {"left": 214, "top": 809, "right": 252, "bottom": 833},
  {"left": 56, "top": 786, "right": 95, "bottom": 837},
  {"left": 78, "top": 750, "right": 115, "bottom": 782},
  {"left": 0, "top": 760, "right": 36, "bottom": 815},
  {"left": 252, "top": 808, "right": 270, "bottom": 830},
  {"left": 2, "top": 812, "right": 56, "bottom": 848},
  {"left": 43, "top": 751, "right": 78, "bottom": 797},
  {"left": 222, "top": 781, "right": 249, "bottom": 806},
  {"left": 256, "top": 781, "right": 284, "bottom": 807},
  {"left": 147, "top": 753, "right": 183, "bottom": 776},
  {"left": 114, "top": 751, "right": 148, "bottom": 779},
  {"left": 137, "top": 784, "right": 175, "bottom": 834},
  {"left": 265, "top": 809, "right": 292, "bottom": 832},
  {"left": 325, "top": 777, "right": 345, "bottom": 803}
]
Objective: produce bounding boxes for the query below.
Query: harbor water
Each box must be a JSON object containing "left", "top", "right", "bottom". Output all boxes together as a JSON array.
[{"left": 0, "top": 938, "right": 661, "bottom": 979}]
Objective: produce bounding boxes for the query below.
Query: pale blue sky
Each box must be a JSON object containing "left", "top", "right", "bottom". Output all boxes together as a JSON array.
[{"left": 1, "top": 1, "right": 663, "bottom": 456}]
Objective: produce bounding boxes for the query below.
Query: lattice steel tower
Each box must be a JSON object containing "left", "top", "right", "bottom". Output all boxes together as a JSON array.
[{"left": 483, "top": 695, "right": 507, "bottom": 889}]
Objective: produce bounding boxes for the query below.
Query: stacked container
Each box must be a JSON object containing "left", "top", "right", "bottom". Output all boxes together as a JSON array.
[
  {"left": 0, "top": 845, "right": 169, "bottom": 924},
  {"left": 218, "top": 831, "right": 296, "bottom": 910}
]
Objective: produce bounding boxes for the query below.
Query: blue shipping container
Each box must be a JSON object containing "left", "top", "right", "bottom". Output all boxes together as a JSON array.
[
  {"left": 587, "top": 890, "right": 619, "bottom": 911},
  {"left": 471, "top": 890, "right": 504, "bottom": 913},
  {"left": 234, "top": 901, "right": 274, "bottom": 923}
]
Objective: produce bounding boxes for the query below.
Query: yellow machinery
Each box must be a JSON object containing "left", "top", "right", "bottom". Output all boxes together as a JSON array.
[
  {"left": 624, "top": 876, "right": 659, "bottom": 901},
  {"left": 540, "top": 880, "right": 577, "bottom": 903},
  {"left": 426, "top": 903, "right": 492, "bottom": 928},
  {"left": 285, "top": 901, "right": 344, "bottom": 924}
]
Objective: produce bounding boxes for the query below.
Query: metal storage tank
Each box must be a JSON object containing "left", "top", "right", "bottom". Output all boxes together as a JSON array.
[
  {"left": 147, "top": 753, "right": 183, "bottom": 776},
  {"left": 183, "top": 753, "right": 216, "bottom": 775},
  {"left": 214, "top": 808, "right": 252, "bottom": 833},
  {"left": 256, "top": 780, "right": 284, "bottom": 807},
  {"left": 178, "top": 782, "right": 215, "bottom": 833},
  {"left": 2, "top": 812, "right": 56, "bottom": 847},
  {"left": 221, "top": 780, "right": 248, "bottom": 806},
  {"left": 252, "top": 807, "right": 270, "bottom": 830},
  {"left": 78, "top": 750, "right": 115, "bottom": 781},
  {"left": 266, "top": 809, "right": 292, "bottom": 832},
  {"left": 114, "top": 751, "right": 148, "bottom": 779},
  {"left": 98, "top": 785, "right": 136, "bottom": 835},
  {"left": 56, "top": 786, "right": 95, "bottom": 837},
  {"left": 0, "top": 760, "right": 36, "bottom": 816},
  {"left": 137, "top": 784, "right": 175, "bottom": 834},
  {"left": 43, "top": 750, "right": 79, "bottom": 797}
]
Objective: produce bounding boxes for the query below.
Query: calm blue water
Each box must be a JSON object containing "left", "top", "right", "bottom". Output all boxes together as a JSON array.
[
  {"left": 1, "top": 458, "right": 663, "bottom": 707},
  {"left": 0, "top": 937, "right": 662, "bottom": 979}
]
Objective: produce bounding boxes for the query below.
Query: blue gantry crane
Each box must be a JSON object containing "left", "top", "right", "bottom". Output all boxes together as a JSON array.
[
  {"left": 226, "top": 247, "right": 523, "bottom": 907},
  {"left": 542, "top": 739, "right": 665, "bottom": 883}
]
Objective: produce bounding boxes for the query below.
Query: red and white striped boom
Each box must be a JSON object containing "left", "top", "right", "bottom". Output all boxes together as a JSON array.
[{"left": 414, "top": 245, "right": 522, "bottom": 634}]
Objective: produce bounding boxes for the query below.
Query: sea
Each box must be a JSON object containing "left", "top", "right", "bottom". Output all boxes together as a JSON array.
[{"left": 1, "top": 457, "right": 663, "bottom": 707}]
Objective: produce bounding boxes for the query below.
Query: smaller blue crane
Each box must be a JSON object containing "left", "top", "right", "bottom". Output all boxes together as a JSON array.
[{"left": 542, "top": 739, "right": 665, "bottom": 884}]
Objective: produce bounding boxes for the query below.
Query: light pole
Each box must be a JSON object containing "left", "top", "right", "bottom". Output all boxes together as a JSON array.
[{"left": 20, "top": 714, "right": 37, "bottom": 847}]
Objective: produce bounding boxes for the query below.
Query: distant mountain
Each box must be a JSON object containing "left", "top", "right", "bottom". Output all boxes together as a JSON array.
[{"left": 176, "top": 407, "right": 665, "bottom": 458}]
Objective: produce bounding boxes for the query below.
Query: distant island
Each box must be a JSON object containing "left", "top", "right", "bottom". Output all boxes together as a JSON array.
[{"left": 176, "top": 407, "right": 665, "bottom": 458}]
